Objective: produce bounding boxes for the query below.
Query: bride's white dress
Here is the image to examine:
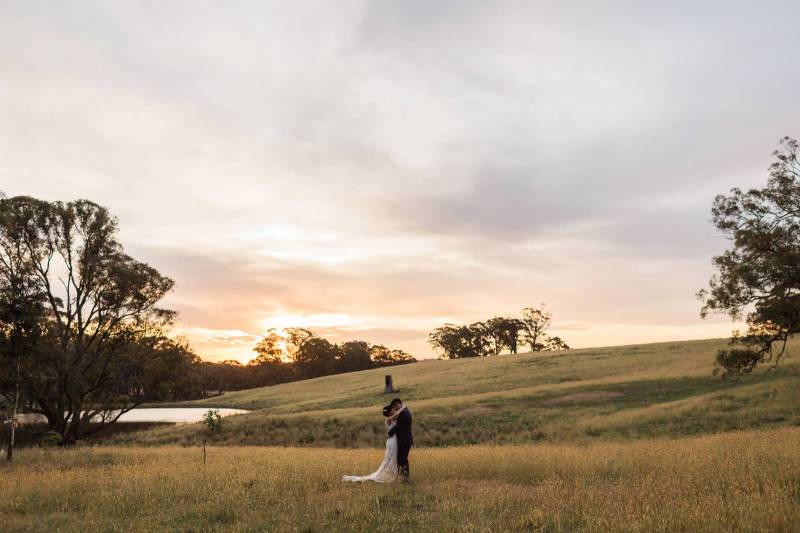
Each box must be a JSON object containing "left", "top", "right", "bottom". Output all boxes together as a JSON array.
[{"left": 342, "top": 421, "right": 398, "bottom": 483}]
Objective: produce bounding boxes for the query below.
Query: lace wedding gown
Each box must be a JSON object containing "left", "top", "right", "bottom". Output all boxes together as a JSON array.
[{"left": 342, "top": 421, "right": 398, "bottom": 483}]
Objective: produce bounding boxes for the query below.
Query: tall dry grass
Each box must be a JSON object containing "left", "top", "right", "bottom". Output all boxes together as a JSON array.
[{"left": 3, "top": 427, "right": 799, "bottom": 532}]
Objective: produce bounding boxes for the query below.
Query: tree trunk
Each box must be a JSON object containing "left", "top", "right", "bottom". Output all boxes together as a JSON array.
[
  {"left": 384, "top": 375, "right": 394, "bottom": 394},
  {"left": 6, "top": 357, "right": 20, "bottom": 462},
  {"left": 60, "top": 409, "right": 81, "bottom": 446}
]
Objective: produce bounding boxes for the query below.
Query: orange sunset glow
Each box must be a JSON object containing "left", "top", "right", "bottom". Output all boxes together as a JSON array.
[{"left": 2, "top": 1, "right": 792, "bottom": 364}]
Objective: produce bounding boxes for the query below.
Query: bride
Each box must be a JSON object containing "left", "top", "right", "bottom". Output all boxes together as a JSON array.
[{"left": 342, "top": 403, "right": 406, "bottom": 483}]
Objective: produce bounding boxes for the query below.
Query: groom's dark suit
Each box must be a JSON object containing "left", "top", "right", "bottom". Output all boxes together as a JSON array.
[{"left": 387, "top": 407, "right": 413, "bottom": 479}]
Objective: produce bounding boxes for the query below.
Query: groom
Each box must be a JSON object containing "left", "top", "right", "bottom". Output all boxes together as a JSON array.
[{"left": 387, "top": 398, "right": 413, "bottom": 481}]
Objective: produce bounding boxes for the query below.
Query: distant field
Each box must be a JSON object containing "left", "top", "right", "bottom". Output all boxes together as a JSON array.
[
  {"left": 3, "top": 428, "right": 798, "bottom": 532},
  {"left": 112, "top": 338, "right": 800, "bottom": 447},
  {"left": 6, "top": 338, "right": 799, "bottom": 532}
]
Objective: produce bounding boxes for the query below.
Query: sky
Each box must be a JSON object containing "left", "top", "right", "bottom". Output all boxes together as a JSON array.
[{"left": 1, "top": 1, "right": 798, "bottom": 362}]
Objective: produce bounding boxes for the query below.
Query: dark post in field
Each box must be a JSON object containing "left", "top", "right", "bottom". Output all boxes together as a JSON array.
[{"left": 384, "top": 375, "right": 394, "bottom": 394}]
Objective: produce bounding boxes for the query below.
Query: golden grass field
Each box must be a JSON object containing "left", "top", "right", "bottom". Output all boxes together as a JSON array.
[
  {"left": 4, "top": 337, "right": 800, "bottom": 532},
  {"left": 3, "top": 428, "right": 799, "bottom": 532},
  {"left": 115, "top": 338, "right": 800, "bottom": 448}
]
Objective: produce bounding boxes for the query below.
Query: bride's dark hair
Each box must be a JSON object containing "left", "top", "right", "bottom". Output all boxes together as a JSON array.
[{"left": 382, "top": 405, "right": 392, "bottom": 417}]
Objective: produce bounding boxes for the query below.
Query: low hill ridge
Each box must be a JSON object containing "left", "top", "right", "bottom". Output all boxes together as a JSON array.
[{"left": 116, "top": 337, "right": 799, "bottom": 447}]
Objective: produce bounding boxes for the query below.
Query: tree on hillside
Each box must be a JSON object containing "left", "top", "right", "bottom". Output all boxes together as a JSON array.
[
  {"left": 248, "top": 329, "right": 292, "bottom": 386},
  {"left": 392, "top": 349, "right": 416, "bottom": 365},
  {"left": 520, "top": 307, "right": 569, "bottom": 351},
  {"left": 252, "top": 329, "right": 284, "bottom": 364},
  {"left": 467, "top": 322, "right": 492, "bottom": 357},
  {"left": 427, "top": 324, "right": 457, "bottom": 358},
  {"left": 427, "top": 322, "right": 492, "bottom": 358},
  {"left": 429, "top": 307, "right": 568, "bottom": 358},
  {"left": 478, "top": 317, "right": 504, "bottom": 355},
  {"left": 429, "top": 323, "right": 480, "bottom": 359},
  {"left": 286, "top": 331, "right": 340, "bottom": 378},
  {"left": 284, "top": 327, "right": 314, "bottom": 358},
  {"left": 699, "top": 137, "right": 800, "bottom": 377},
  {"left": 545, "top": 336, "right": 570, "bottom": 351},
  {"left": 0, "top": 196, "right": 183, "bottom": 445},
  {"left": 521, "top": 307, "right": 551, "bottom": 351},
  {"left": 369, "top": 345, "right": 416, "bottom": 366},
  {"left": 339, "top": 340, "right": 373, "bottom": 372},
  {"left": 487, "top": 316, "right": 526, "bottom": 354}
]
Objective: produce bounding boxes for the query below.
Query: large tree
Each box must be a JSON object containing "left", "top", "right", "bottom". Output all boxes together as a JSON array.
[
  {"left": 521, "top": 307, "right": 569, "bottom": 352},
  {"left": 0, "top": 197, "right": 46, "bottom": 459},
  {"left": 284, "top": 328, "right": 340, "bottom": 378},
  {"left": 251, "top": 329, "right": 284, "bottom": 364},
  {"left": 143, "top": 340, "right": 205, "bottom": 402},
  {"left": 338, "top": 340, "right": 374, "bottom": 372},
  {"left": 699, "top": 137, "right": 800, "bottom": 376},
  {"left": 521, "top": 307, "right": 551, "bottom": 351},
  {"left": 482, "top": 318, "right": 505, "bottom": 356},
  {"left": 428, "top": 323, "right": 482, "bottom": 359},
  {"left": 466, "top": 322, "right": 492, "bottom": 357},
  {"left": 248, "top": 329, "right": 292, "bottom": 386},
  {"left": 486, "top": 316, "right": 525, "bottom": 354},
  {"left": 0, "top": 196, "right": 180, "bottom": 444}
]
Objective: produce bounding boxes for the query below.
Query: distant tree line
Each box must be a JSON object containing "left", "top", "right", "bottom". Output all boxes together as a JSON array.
[
  {"left": 428, "top": 307, "right": 569, "bottom": 359},
  {"left": 198, "top": 328, "right": 416, "bottom": 393}
]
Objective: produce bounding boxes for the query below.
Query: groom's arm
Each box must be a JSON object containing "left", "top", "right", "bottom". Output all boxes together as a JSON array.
[{"left": 387, "top": 410, "right": 409, "bottom": 437}]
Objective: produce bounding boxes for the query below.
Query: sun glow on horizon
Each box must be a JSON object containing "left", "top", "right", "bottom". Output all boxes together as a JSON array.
[
  {"left": 1, "top": 1, "right": 795, "bottom": 375},
  {"left": 261, "top": 313, "right": 368, "bottom": 332}
]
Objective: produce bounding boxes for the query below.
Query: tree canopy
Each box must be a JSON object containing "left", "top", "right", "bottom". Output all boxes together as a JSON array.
[
  {"left": 699, "top": 137, "right": 800, "bottom": 376},
  {"left": 428, "top": 306, "right": 569, "bottom": 359},
  {"left": 0, "top": 196, "right": 187, "bottom": 444}
]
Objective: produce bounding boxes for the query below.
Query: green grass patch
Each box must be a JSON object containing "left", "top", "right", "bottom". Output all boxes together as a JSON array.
[{"left": 106, "top": 337, "right": 800, "bottom": 448}]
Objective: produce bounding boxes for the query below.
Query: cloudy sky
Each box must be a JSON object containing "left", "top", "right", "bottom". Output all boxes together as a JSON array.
[{"left": 1, "top": 1, "right": 798, "bottom": 362}]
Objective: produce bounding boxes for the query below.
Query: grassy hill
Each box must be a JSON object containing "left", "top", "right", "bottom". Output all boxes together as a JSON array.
[
  {"left": 114, "top": 337, "right": 800, "bottom": 447},
  {"left": 10, "top": 337, "right": 800, "bottom": 531}
]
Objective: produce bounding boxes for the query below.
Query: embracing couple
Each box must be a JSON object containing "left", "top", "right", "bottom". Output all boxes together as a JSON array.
[{"left": 342, "top": 398, "right": 413, "bottom": 483}]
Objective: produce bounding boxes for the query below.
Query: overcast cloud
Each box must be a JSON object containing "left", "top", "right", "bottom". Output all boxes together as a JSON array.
[{"left": 1, "top": 0, "right": 797, "bottom": 361}]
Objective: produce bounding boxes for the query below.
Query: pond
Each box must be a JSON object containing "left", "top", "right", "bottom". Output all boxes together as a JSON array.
[
  {"left": 16, "top": 407, "right": 248, "bottom": 425},
  {"left": 111, "top": 407, "right": 248, "bottom": 424}
]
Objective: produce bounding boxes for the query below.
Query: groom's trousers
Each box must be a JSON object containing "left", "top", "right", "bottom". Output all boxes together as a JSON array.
[{"left": 397, "top": 444, "right": 410, "bottom": 479}]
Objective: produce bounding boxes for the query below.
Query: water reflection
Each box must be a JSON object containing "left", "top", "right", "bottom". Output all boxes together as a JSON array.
[{"left": 16, "top": 407, "right": 247, "bottom": 425}]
